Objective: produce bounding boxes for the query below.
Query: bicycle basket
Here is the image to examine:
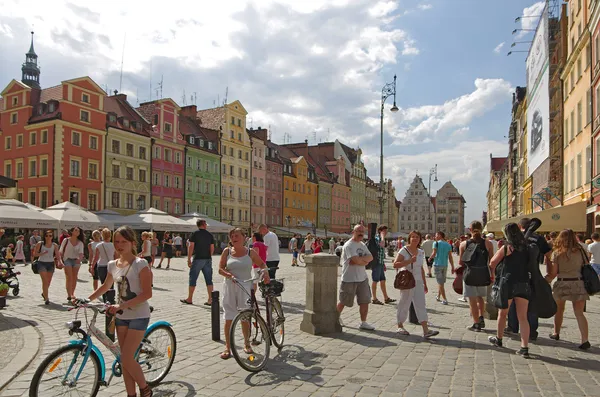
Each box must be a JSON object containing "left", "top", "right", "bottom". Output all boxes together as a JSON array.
[{"left": 259, "top": 279, "right": 285, "bottom": 297}]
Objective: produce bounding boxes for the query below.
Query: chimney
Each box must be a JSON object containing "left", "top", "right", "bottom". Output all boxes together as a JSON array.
[
  {"left": 258, "top": 126, "right": 262, "bottom": 130},
  {"left": 180, "top": 105, "right": 197, "bottom": 118}
]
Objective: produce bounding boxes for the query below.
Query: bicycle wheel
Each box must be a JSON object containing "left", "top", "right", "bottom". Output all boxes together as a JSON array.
[
  {"left": 298, "top": 254, "right": 305, "bottom": 264},
  {"left": 230, "top": 309, "right": 270, "bottom": 372},
  {"left": 29, "top": 344, "right": 101, "bottom": 397},
  {"left": 270, "top": 297, "right": 285, "bottom": 350},
  {"left": 138, "top": 324, "right": 177, "bottom": 386}
]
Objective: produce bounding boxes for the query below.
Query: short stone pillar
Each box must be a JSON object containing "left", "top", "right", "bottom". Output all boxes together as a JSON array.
[
  {"left": 485, "top": 285, "right": 498, "bottom": 320},
  {"left": 300, "top": 253, "right": 342, "bottom": 335}
]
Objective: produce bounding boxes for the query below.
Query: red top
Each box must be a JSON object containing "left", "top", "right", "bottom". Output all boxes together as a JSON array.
[
  {"left": 313, "top": 242, "right": 322, "bottom": 254},
  {"left": 252, "top": 241, "right": 267, "bottom": 268}
]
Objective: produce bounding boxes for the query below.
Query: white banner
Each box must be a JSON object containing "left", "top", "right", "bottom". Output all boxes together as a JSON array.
[{"left": 527, "top": 67, "right": 550, "bottom": 176}]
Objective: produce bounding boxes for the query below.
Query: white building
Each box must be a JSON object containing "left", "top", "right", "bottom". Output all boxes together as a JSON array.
[{"left": 397, "top": 175, "right": 436, "bottom": 235}]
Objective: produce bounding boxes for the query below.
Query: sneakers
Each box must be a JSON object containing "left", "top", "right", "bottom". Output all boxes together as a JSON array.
[
  {"left": 435, "top": 296, "right": 441, "bottom": 302},
  {"left": 478, "top": 316, "right": 485, "bottom": 329},
  {"left": 441, "top": 300, "right": 448, "bottom": 305},
  {"left": 468, "top": 323, "right": 481, "bottom": 332},
  {"left": 516, "top": 347, "right": 530, "bottom": 358},
  {"left": 579, "top": 341, "right": 591, "bottom": 350},
  {"left": 424, "top": 330, "right": 439, "bottom": 339},
  {"left": 488, "top": 336, "right": 503, "bottom": 347},
  {"left": 458, "top": 297, "right": 467, "bottom": 302},
  {"left": 359, "top": 321, "right": 376, "bottom": 331}
]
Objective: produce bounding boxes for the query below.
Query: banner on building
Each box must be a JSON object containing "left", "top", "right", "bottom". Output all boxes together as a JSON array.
[{"left": 526, "top": 5, "right": 549, "bottom": 177}]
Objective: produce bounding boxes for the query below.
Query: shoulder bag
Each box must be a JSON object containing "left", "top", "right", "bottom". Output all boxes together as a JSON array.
[
  {"left": 394, "top": 247, "right": 416, "bottom": 290},
  {"left": 490, "top": 246, "right": 510, "bottom": 309},
  {"left": 31, "top": 242, "right": 42, "bottom": 274},
  {"left": 579, "top": 247, "right": 600, "bottom": 295}
]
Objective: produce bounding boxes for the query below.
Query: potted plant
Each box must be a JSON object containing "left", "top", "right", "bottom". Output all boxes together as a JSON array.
[{"left": 0, "top": 283, "right": 8, "bottom": 308}]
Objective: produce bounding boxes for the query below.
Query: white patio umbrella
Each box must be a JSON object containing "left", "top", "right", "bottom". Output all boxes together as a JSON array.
[
  {"left": 94, "top": 209, "right": 126, "bottom": 228},
  {"left": 24, "top": 202, "right": 43, "bottom": 212},
  {"left": 41, "top": 201, "right": 114, "bottom": 230},
  {"left": 121, "top": 208, "right": 196, "bottom": 232},
  {"left": 179, "top": 213, "right": 232, "bottom": 233},
  {"left": 0, "top": 199, "right": 59, "bottom": 229}
]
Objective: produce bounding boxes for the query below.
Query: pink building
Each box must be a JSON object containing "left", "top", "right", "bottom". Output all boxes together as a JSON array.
[
  {"left": 138, "top": 99, "right": 185, "bottom": 214},
  {"left": 264, "top": 139, "right": 283, "bottom": 226},
  {"left": 248, "top": 128, "right": 267, "bottom": 228}
]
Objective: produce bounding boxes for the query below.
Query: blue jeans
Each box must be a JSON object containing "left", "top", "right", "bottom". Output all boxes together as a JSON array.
[
  {"left": 591, "top": 263, "right": 600, "bottom": 275},
  {"left": 189, "top": 259, "right": 213, "bottom": 287},
  {"left": 507, "top": 300, "right": 538, "bottom": 337},
  {"left": 115, "top": 317, "right": 150, "bottom": 331}
]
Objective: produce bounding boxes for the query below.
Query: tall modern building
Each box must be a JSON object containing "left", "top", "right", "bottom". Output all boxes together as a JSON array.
[
  {"left": 397, "top": 175, "right": 435, "bottom": 235},
  {"left": 435, "top": 181, "right": 466, "bottom": 237}
]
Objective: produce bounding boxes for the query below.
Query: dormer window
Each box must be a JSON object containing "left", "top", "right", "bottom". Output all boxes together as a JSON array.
[
  {"left": 123, "top": 119, "right": 130, "bottom": 128},
  {"left": 199, "top": 139, "right": 204, "bottom": 147},
  {"left": 189, "top": 136, "right": 195, "bottom": 145},
  {"left": 109, "top": 114, "right": 117, "bottom": 122},
  {"left": 48, "top": 102, "right": 55, "bottom": 112},
  {"left": 38, "top": 104, "right": 44, "bottom": 115},
  {"left": 208, "top": 142, "right": 213, "bottom": 150},
  {"left": 130, "top": 121, "right": 137, "bottom": 129}
]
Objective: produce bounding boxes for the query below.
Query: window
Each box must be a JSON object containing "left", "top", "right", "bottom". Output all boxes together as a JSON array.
[
  {"left": 70, "top": 159, "right": 81, "bottom": 177},
  {"left": 10, "top": 113, "right": 17, "bottom": 124},
  {"left": 112, "top": 140, "right": 120, "bottom": 154},
  {"left": 195, "top": 159, "right": 200, "bottom": 170},
  {"left": 238, "top": 150, "right": 242, "bottom": 159},
  {"left": 90, "top": 136, "right": 98, "bottom": 150},
  {"left": 112, "top": 192, "right": 120, "bottom": 208},
  {"left": 38, "top": 158, "right": 47, "bottom": 177},
  {"left": 586, "top": 44, "right": 591, "bottom": 68},
  {"left": 245, "top": 169, "right": 249, "bottom": 179},
  {"left": 29, "top": 191, "right": 36, "bottom": 205},
  {"left": 17, "top": 134, "right": 23, "bottom": 148},
  {"left": 238, "top": 133, "right": 242, "bottom": 142},
  {"left": 80, "top": 110, "right": 90, "bottom": 122},
  {"left": 126, "top": 194, "right": 133, "bottom": 209},
  {"left": 41, "top": 191, "right": 48, "bottom": 208},
  {"left": 154, "top": 146, "right": 161, "bottom": 159},
  {"left": 5, "top": 137, "right": 11, "bottom": 150},
  {"left": 126, "top": 144, "right": 134, "bottom": 157},
  {"left": 205, "top": 161, "right": 209, "bottom": 172},
  {"left": 82, "top": 93, "right": 90, "bottom": 103},
  {"left": 237, "top": 118, "right": 241, "bottom": 127},
  {"left": 245, "top": 152, "right": 249, "bottom": 161},
  {"left": 164, "top": 175, "right": 170, "bottom": 187},
  {"left": 571, "top": 110, "right": 575, "bottom": 141},
  {"left": 139, "top": 147, "right": 146, "bottom": 160},
  {"left": 153, "top": 173, "right": 159, "bottom": 185},
  {"left": 88, "top": 163, "right": 98, "bottom": 179},
  {"left": 231, "top": 116, "right": 235, "bottom": 125},
  {"left": 238, "top": 168, "right": 242, "bottom": 178},
  {"left": 230, "top": 165, "right": 234, "bottom": 175},
  {"left": 571, "top": 159, "right": 575, "bottom": 191},
  {"left": 175, "top": 202, "right": 180, "bottom": 214},
  {"left": 230, "top": 130, "right": 234, "bottom": 139},
  {"left": 570, "top": 71, "right": 575, "bottom": 89},
  {"left": 5, "top": 163, "right": 12, "bottom": 178},
  {"left": 29, "top": 159, "right": 37, "bottom": 177},
  {"left": 165, "top": 201, "right": 170, "bottom": 213},
  {"left": 586, "top": 146, "right": 592, "bottom": 184},
  {"left": 30, "top": 132, "right": 37, "bottom": 146},
  {"left": 126, "top": 167, "right": 134, "bottom": 180},
  {"left": 12, "top": 97, "right": 17, "bottom": 106},
  {"left": 577, "top": 153, "right": 582, "bottom": 187},
  {"left": 577, "top": 57, "right": 582, "bottom": 78},
  {"left": 88, "top": 193, "right": 97, "bottom": 211},
  {"left": 175, "top": 152, "right": 181, "bottom": 164},
  {"left": 41, "top": 130, "right": 48, "bottom": 144},
  {"left": 164, "top": 123, "right": 172, "bottom": 133},
  {"left": 165, "top": 149, "right": 171, "bottom": 162},
  {"left": 205, "top": 182, "right": 209, "bottom": 193},
  {"left": 139, "top": 169, "right": 146, "bottom": 182},
  {"left": 16, "top": 162, "right": 23, "bottom": 178},
  {"left": 587, "top": 89, "right": 592, "bottom": 126},
  {"left": 175, "top": 176, "right": 181, "bottom": 189},
  {"left": 577, "top": 101, "right": 582, "bottom": 133}
]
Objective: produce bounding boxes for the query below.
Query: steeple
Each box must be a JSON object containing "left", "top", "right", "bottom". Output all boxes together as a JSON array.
[{"left": 21, "top": 31, "right": 40, "bottom": 89}]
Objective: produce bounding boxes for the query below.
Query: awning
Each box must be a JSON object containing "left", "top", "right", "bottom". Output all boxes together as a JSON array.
[{"left": 485, "top": 201, "right": 588, "bottom": 234}]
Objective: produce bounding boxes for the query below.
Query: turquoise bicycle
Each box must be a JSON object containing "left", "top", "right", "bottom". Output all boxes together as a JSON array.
[{"left": 29, "top": 302, "right": 176, "bottom": 397}]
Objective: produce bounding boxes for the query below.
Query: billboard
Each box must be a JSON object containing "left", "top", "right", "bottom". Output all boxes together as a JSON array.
[{"left": 526, "top": 5, "right": 549, "bottom": 177}]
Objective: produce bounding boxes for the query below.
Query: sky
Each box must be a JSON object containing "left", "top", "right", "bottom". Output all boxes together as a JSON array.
[{"left": 0, "top": 0, "right": 546, "bottom": 226}]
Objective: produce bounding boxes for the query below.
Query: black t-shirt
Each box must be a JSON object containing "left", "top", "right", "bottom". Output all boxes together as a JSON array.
[
  {"left": 527, "top": 233, "right": 551, "bottom": 263},
  {"left": 190, "top": 229, "right": 215, "bottom": 259}
]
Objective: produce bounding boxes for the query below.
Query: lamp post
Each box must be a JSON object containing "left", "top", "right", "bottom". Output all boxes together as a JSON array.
[
  {"left": 380, "top": 75, "right": 399, "bottom": 225},
  {"left": 428, "top": 164, "right": 438, "bottom": 235}
]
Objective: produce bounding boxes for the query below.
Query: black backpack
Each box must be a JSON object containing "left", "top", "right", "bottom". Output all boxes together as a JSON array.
[
  {"left": 366, "top": 237, "right": 379, "bottom": 270},
  {"left": 461, "top": 240, "right": 491, "bottom": 286}
]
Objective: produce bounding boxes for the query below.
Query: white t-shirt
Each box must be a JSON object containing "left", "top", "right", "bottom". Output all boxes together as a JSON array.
[
  {"left": 340, "top": 240, "right": 370, "bottom": 283},
  {"left": 141, "top": 240, "right": 152, "bottom": 256},
  {"left": 60, "top": 239, "right": 84, "bottom": 260},
  {"left": 489, "top": 239, "right": 499, "bottom": 255},
  {"left": 108, "top": 257, "right": 151, "bottom": 320},
  {"left": 588, "top": 241, "right": 600, "bottom": 264},
  {"left": 304, "top": 238, "right": 314, "bottom": 251},
  {"left": 96, "top": 242, "right": 115, "bottom": 267},
  {"left": 289, "top": 237, "right": 298, "bottom": 250},
  {"left": 263, "top": 231, "right": 280, "bottom": 261},
  {"left": 421, "top": 239, "right": 434, "bottom": 257},
  {"left": 396, "top": 246, "right": 424, "bottom": 283},
  {"left": 174, "top": 236, "right": 183, "bottom": 246}
]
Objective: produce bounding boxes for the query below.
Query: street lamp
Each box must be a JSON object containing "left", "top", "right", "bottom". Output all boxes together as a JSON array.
[
  {"left": 380, "top": 75, "right": 399, "bottom": 225},
  {"left": 428, "top": 164, "right": 438, "bottom": 234}
]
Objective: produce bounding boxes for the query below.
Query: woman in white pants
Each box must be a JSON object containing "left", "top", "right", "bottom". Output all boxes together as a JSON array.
[{"left": 394, "top": 230, "right": 439, "bottom": 338}]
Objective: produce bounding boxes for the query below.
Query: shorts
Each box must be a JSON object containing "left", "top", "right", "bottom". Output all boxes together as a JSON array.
[
  {"left": 434, "top": 266, "right": 447, "bottom": 284},
  {"left": 143, "top": 256, "right": 152, "bottom": 266},
  {"left": 222, "top": 279, "right": 251, "bottom": 320},
  {"left": 425, "top": 256, "right": 432, "bottom": 267},
  {"left": 64, "top": 258, "right": 79, "bottom": 267},
  {"left": 92, "top": 266, "right": 99, "bottom": 280},
  {"left": 37, "top": 261, "right": 55, "bottom": 273},
  {"left": 115, "top": 317, "right": 150, "bottom": 331},
  {"left": 305, "top": 249, "right": 313, "bottom": 255},
  {"left": 189, "top": 258, "right": 213, "bottom": 287},
  {"left": 175, "top": 245, "right": 182, "bottom": 251},
  {"left": 371, "top": 265, "right": 386, "bottom": 282},
  {"left": 338, "top": 279, "right": 371, "bottom": 307},
  {"left": 292, "top": 250, "right": 298, "bottom": 258},
  {"left": 592, "top": 263, "right": 600, "bottom": 275},
  {"left": 464, "top": 282, "right": 487, "bottom": 298}
]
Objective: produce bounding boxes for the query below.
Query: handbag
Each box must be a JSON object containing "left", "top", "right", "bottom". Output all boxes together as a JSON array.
[
  {"left": 453, "top": 266, "right": 464, "bottom": 295},
  {"left": 394, "top": 247, "right": 416, "bottom": 290},
  {"left": 31, "top": 242, "right": 41, "bottom": 274},
  {"left": 490, "top": 250, "right": 510, "bottom": 309},
  {"left": 579, "top": 247, "right": 600, "bottom": 295}
]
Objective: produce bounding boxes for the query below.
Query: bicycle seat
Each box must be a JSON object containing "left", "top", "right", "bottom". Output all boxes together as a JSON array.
[{"left": 150, "top": 306, "right": 154, "bottom": 313}]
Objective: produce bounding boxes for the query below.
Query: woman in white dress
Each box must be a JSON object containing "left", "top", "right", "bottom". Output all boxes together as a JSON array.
[{"left": 394, "top": 230, "right": 439, "bottom": 338}]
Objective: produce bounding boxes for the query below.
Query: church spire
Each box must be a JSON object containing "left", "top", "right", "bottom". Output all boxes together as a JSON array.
[{"left": 21, "top": 31, "right": 40, "bottom": 89}]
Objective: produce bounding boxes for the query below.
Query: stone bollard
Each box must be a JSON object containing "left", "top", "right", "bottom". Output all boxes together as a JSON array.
[
  {"left": 300, "top": 253, "right": 342, "bottom": 335},
  {"left": 485, "top": 285, "right": 498, "bottom": 320}
]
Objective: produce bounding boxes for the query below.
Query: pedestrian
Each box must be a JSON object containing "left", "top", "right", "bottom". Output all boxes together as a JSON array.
[
  {"left": 336, "top": 224, "right": 376, "bottom": 331},
  {"left": 218, "top": 228, "right": 270, "bottom": 359},
  {"left": 156, "top": 232, "right": 173, "bottom": 269},
  {"left": 430, "top": 231, "right": 455, "bottom": 305},
  {"left": 93, "top": 228, "right": 117, "bottom": 303},
  {"left": 312, "top": 238, "right": 323, "bottom": 253},
  {"left": 87, "top": 226, "right": 153, "bottom": 397},
  {"left": 421, "top": 234, "right": 434, "bottom": 278},
  {"left": 181, "top": 219, "right": 215, "bottom": 306},
  {"left": 329, "top": 237, "right": 336, "bottom": 254},
  {"left": 371, "top": 225, "right": 395, "bottom": 305},
  {"left": 546, "top": 229, "right": 591, "bottom": 350},
  {"left": 88, "top": 230, "right": 102, "bottom": 290},
  {"left": 259, "top": 224, "right": 280, "bottom": 279},
  {"left": 29, "top": 230, "right": 39, "bottom": 257},
  {"left": 459, "top": 221, "right": 494, "bottom": 332},
  {"left": 5, "top": 243, "right": 13, "bottom": 262},
  {"left": 251, "top": 232, "right": 267, "bottom": 291},
  {"left": 139, "top": 232, "right": 153, "bottom": 265},
  {"left": 486, "top": 233, "right": 499, "bottom": 255},
  {"left": 289, "top": 234, "right": 299, "bottom": 266},
  {"left": 488, "top": 223, "right": 532, "bottom": 358},
  {"left": 32, "top": 230, "right": 63, "bottom": 305},
  {"left": 174, "top": 233, "right": 183, "bottom": 258},
  {"left": 150, "top": 232, "right": 158, "bottom": 266},
  {"left": 60, "top": 226, "right": 85, "bottom": 304},
  {"left": 303, "top": 233, "right": 315, "bottom": 255},
  {"left": 14, "top": 235, "right": 25, "bottom": 264},
  {"left": 59, "top": 229, "right": 69, "bottom": 246},
  {"left": 577, "top": 233, "right": 589, "bottom": 253},
  {"left": 587, "top": 232, "right": 600, "bottom": 275},
  {"left": 394, "top": 230, "right": 438, "bottom": 338}
]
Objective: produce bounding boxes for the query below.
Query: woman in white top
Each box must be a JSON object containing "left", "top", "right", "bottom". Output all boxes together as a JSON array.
[
  {"left": 87, "top": 226, "right": 153, "bottom": 397},
  {"left": 304, "top": 234, "right": 315, "bottom": 255},
  {"left": 32, "top": 230, "right": 63, "bottom": 305},
  {"left": 60, "top": 226, "right": 85, "bottom": 303},
  {"left": 394, "top": 231, "right": 438, "bottom": 338},
  {"left": 139, "top": 232, "right": 153, "bottom": 264},
  {"left": 93, "top": 228, "right": 117, "bottom": 303},
  {"left": 88, "top": 230, "right": 102, "bottom": 290}
]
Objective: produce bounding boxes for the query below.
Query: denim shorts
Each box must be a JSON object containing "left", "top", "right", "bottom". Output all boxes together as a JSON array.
[
  {"left": 37, "top": 261, "right": 55, "bottom": 273},
  {"left": 189, "top": 258, "right": 213, "bottom": 287},
  {"left": 371, "top": 264, "right": 386, "bottom": 282},
  {"left": 64, "top": 258, "right": 79, "bottom": 267},
  {"left": 115, "top": 317, "right": 150, "bottom": 331}
]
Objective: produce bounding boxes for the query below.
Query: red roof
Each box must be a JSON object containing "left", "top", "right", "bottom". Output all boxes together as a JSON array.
[
  {"left": 40, "top": 85, "right": 62, "bottom": 102},
  {"left": 105, "top": 95, "right": 152, "bottom": 137},
  {"left": 491, "top": 157, "right": 507, "bottom": 172}
]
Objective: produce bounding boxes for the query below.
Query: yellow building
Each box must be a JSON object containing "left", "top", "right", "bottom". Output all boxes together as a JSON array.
[
  {"left": 197, "top": 100, "right": 251, "bottom": 228},
  {"left": 279, "top": 149, "right": 318, "bottom": 230},
  {"left": 562, "top": 0, "right": 592, "bottom": 210}
]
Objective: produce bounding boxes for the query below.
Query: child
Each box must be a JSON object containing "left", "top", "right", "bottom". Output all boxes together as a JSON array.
[{"left": 5, "top": 244, "right": 14, "bottom": 263}]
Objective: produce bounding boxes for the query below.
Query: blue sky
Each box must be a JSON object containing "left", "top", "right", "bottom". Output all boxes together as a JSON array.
[{"left": 0, "top": 0, "right": 544, "bottom": 226}]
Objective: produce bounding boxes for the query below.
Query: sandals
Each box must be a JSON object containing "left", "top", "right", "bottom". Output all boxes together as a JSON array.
[
  {"left": 384, "top": 298, "right": 396, "bottom": 304},
  {"left": 140, "top": 385, "right": 153, "bottom": 397},
  {"left": 180, "top": 299, "right": 192, "bottom": 305},
  {"left": 372, "top": 299, "right": 384, "bottom": 305},
  {"left": 549, "top": 333, "right": 560, "bottom": 340},
  {"left": 203, "top": 301, "right": 212, "bottom": 306},
  {"left": 244, "top": 345, "right": 254, "bottom": 354},
  {"left": 220, "top": 351, "right": 231, "bottom": 360},
  {"left": 397, "top": 327, "right": 410, "bottom": 336}
]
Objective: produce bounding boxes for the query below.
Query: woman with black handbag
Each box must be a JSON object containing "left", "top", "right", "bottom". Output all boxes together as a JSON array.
[
  {"left": 488, "top": 223, "right": 532, "bottom": 358},
  {"left": 545, "top": 229, "right": 590, "bottom": 350}
]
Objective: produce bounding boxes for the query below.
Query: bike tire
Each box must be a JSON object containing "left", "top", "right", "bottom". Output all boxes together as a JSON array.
[
  {"left": 139, "top": 324, "right": 177, "bottom": 386},
  {"left": 230, "top": 309, "right": 270, "bottom": 372},
  {"left": 29, "top": 344, "right": 101, "bottom": 397},
  {"left": 270, "top": 297, "right": 285, "bottom": 350},
  {"left": 298, "top": 254, "right": 305, "bottom": 264}
]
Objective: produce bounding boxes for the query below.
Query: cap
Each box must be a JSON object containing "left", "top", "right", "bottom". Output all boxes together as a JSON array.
[{"left": 486, "top": 233, "right": 495, "bottom": 239}]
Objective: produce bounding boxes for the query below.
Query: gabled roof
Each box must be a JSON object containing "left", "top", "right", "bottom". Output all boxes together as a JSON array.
[
  {"left": 62, "top": 77, "right": 106, "bottom": 95},
  {"left": 339, "top": 142, "right": 357, "bottom": 164},
  {"left": 40, "top": 85, "right": 62, "bottom": 102},
  {"left": 196, "top": 106, "right": 225, "bottom": 130},
  {"left": 179, "top": 115, "right": 219, "bottom": 155},
  {"left": 491, "top": 156, "right": 507, "bottom": 172},
  {"left": 265, "top": 140, "right": 283, "bottom": 164},
  {"left": 1, "top": 79, "right": 31, "bottom": 96},
  {"left": 105, "top": 95, "right": 152, "bottom": 137}
]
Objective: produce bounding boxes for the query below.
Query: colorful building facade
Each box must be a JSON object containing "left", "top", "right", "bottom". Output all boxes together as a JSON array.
[
  {"left": 265, "top": 140, "right": 283, "bottom": 226},
  {"left": 249, "top": 128, "right": 267, "bottom": 228}
]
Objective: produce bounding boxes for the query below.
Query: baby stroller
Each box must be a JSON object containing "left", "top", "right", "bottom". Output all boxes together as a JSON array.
[{"left": 0, "top": 259, "right": 20, "bottom": 296}]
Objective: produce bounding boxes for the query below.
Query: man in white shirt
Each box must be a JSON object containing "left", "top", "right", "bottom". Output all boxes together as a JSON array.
[
  {"left": 588, "top": 232, "right": 600, "bottom": 275},
  {"left": 337, "top": 224, "right": 375, "bottom": 331},
  {"left": 421, "top": 234, "right": 434, "bottom": 278},
  {"left": 259, "top": 224, "right": 280, "bottom": 279},
  {"left": 486, "top": 233, "right": 498, "bottom": 255},
  {"left": 289, "top": 234, "right": 299, "bottom": 267}
]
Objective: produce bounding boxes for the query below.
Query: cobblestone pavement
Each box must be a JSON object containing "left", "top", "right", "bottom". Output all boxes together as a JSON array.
[{"left": 1, "top": 253, "right": 599, "bottom": 397}]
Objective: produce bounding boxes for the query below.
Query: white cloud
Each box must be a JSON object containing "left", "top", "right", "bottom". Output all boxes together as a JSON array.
[
  {"left": 516, "top": 1, "right": 544, "bottom": 39},
  {"left": 418, "top": 4, "right": 433, "bottom": 11},
  {"left": 493, "top": 42, "right": 505, "bottom": 54}
]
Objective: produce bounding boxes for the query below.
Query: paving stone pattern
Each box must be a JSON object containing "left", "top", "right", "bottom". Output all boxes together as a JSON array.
[{"left": 0, "top": 253, "right": 599, "bottom": 397}]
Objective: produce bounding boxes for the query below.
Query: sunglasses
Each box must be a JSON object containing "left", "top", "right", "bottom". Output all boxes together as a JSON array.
[{"left": 45, "top": 234, "right": 53, "bottom": 237}]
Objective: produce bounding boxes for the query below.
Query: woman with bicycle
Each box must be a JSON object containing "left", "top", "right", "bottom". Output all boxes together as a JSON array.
[
  {"left": 87, "top": 226, "right": 153, "bottom": 397},
  {"left": 219, "top": 228, "right": 270, "bottom": 360}
]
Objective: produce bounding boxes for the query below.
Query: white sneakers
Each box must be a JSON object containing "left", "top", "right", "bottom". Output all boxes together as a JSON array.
[{"left": 359, "top": 321, "right": 376, "bottom": 331}]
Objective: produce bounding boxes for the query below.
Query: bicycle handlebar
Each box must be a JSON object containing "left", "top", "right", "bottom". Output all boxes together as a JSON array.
[
  {"left": 231, "top": 267, "right": 278, "bottom": 284},
  {"left": 70, "top": 300, "right": 123, "bottom": 315}
]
